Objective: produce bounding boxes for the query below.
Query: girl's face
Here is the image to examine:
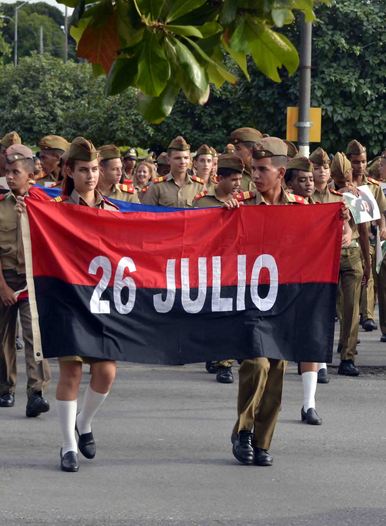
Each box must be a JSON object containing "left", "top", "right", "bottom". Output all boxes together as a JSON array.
[
  {"left": 136, "top": 164, "right": 151, "bottom": 185},
  {"left": 69, "top": 159, "right": 99, "bottom": 193}
]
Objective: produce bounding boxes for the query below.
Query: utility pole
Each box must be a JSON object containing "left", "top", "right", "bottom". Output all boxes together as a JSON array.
[
  {"left": 39, "top": 25, "right": 44, "bottom": 54},
  {"left": 14, "top": 1, "right": 29, "bottom": 66},
  {"left": 297, "top": 14, "right": 312, "bottom": 157},
  {"left": 64, "top": 5, "right": 68, "bottom": 63}
]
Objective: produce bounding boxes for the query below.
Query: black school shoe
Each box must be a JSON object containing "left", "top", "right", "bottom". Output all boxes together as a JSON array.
[
  {"left": 253, "top": 447, "right": 273, "bottom": 466},
  {"left": 301, "top": 407, "right": 322, "bottom": 425},
  {"left": 0, "top": 393, "right": 15, "bottom": 407},
  {"left": 26, "top": 392, "right": 50, "bottom": 417},
  {"left": 60, "top": 449, "right": 79, "bottom": 472},
  {"left": 317, "top": 368, "right": 330, "bottom": 384},
  {"left": 216, "top": 367, "right": 234, "bottom": 384},
  {"left": 76, "top": 424, "right": 96, "bottom": 459},
  {"left": 232, "top": 430, "right": 254, "bottom": 465},
  {"left": 338, "top": 360, "right": 360, "bottom": 377}
]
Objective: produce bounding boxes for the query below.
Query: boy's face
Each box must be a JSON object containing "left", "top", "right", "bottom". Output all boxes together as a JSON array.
[
  {"left": 350, "top": 152, "right": 367, "bottom": 178},
  {"left": 251, "top": 157, "right": 284, "bottom": 193},
  {"left": 168, "top": 150, "right": 190, "bottom": 174},
  {"left": 218, "top": 173, "right": 242, "bottom": 194},
  {"left": 288, "top": 170, "right": 314, "bottom": 198},
  {"left": 5, "top": 160, "right": 31, "bottom": 195},
  {"left": 39, "top": 150, "right": 60, "bottom": 174},
  {"left": 69, "top": 159, "right": 99, "bottom": 193},
  {"left": 235, "top": 143, "right": 252, "bottom": 166},
  {"left": 312, "top": 162, "right": 330, "bottom": 186},
  {"left": 100, "top": 158, "right": 122, "bottom": 186}
]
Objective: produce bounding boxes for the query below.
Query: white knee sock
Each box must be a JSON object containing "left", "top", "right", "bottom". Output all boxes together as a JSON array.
[
  {"left": 318, "top": 363, "right": 327, "bottom": 371},
  {"left": 56, "top": 399, "right": 78, "bottom": 455},
  {"left": 76, "top": 385, "right": 109, "bottom": 435},
  {"left": 302, "top": 371, "right": 317, "bottom": 411}
]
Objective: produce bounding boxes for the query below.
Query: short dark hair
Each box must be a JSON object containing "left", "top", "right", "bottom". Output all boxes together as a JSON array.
[
  {"left": 218, "top": 167, "right": 241, "bottom": 178},
  {"left": 284, "top": 168, "right": 299, "bottom": 184},
  {"left": 6, "top": 158, "right": 35, "bottom": 174}
]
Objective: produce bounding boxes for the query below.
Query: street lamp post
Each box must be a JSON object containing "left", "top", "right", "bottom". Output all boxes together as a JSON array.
[{"left": 14, "top": 2, "right": 29, "bottom": 66}]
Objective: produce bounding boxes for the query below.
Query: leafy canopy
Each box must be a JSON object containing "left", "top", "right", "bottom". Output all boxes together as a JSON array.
[{"left": 59, "top": 0, "right": 328, "bottom": 122}]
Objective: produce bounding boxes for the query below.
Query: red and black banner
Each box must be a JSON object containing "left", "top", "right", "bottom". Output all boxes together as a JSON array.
[{"left": 22, "top": 199, "right": 342, "bottom": 364}]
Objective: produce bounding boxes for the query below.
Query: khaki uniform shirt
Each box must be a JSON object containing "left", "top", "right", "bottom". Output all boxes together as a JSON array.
[
  {"left": 0, "top": 191, "right": 25, "bottom": 273},
  {"left": 362, "top": 175, "right": 386, "bottom": 214},
  {"left": 35, "top": 169, "right": 62, "bottom": 187},
  {"left": 134, "top": 184, "right": 151, "bottom": 203},
  {"left": 193, "top": 189, "right": 228, "bottom": 208},
  {"left": 242, "top": 188, "right": 305, "bottom": 206},
  {"left": 313, "top": 187, "right": 343, "bottom": 204},
  {"left": 142, "top": 173, "right": 205, "bottom": 208},
  {"left": 105, "top": 183, "right": 140, "bottom": 204},
  {"left": 240, "top": 168, "right": 256, "bottom": 193},
  {"left": 58, "top": 189, "right": 118, "bottom": 211}
]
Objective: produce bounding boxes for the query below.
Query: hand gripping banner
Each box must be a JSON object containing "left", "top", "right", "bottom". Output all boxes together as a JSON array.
[{"left": 22, "top": 199, "right": 342, "bottom": 365}]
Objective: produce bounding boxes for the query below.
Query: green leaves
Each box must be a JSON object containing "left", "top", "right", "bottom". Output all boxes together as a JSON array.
[{"left": 68, "top": 0, "right": 325, "bottom": 122}]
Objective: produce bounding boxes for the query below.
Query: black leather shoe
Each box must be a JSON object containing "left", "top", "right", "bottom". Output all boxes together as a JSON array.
[
  {"left": 205, "top": 361, "right": 218, "bottom": 374},
  {"left": 253, "top": 447, "right": 273, "bottom": 466},
  {"left": 26, "top": 392, "right": 50, "bottom": 417},
  {"left": 362, "top": 319, "right": 377, "bottom": 331},
  {"left": 76, "top": 424, "right": 96, "bottom": 459},
  {"left": 317, "top": 368, "right": 329, "bottom": 384},
  {"left": 232, "top": 430, "right": 254, "bottom": 465},
  {"left": 60, "top": 449, "right": 79, "bottom": 472},
  {"left": 380, "top": 334, "right": 386, "bottom": 343},
  {"left": 0, "top": 393, "right": 15, "bottom": 407},
  {"left": 338, "top": 360, "right": 360, "bottom": 377},
  {"left": 301, "top": 406, "right": 322, "bottom": 425},
  {"left": 216, "top": 367, "right": 234, "bottom": 384}
]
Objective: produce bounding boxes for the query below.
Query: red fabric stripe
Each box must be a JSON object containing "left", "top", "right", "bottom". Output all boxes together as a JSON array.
[{"left": 25, "top": 199, "right": 342, "bottom": 288}]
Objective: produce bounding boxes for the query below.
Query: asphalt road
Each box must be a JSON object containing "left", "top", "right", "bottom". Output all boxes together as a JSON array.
[{"left": 1, "top": 323, "right": 386, "bottom": 526}]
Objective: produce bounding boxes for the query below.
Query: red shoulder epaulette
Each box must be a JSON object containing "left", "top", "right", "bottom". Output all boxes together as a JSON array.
[
  {"left": 191, "top": 175, "right": 205, "bottom": 184},
  {"left": 293, "top": 194, "right": 307, "bottom": 204},
  {"left": 141, "top": 186, "right": 149, "bottom": 194},
  {"left": 153, "top": 176, "right": 167, "bottom": 184},
  {"left": 122, "top": 178, "right": 133, "bottom": 185},
  {"left": 235, "top": 191, "right": 256, "bottom": 202},
  {"left": 51, "top": 195, "right": 68, "bottom": 203},
  {"left": 367, "top": 177, "right": 380, "bottom": 186},
  {"left": 210, "top": 175, "right": 219, "bottom": 184},
  {"left": 34, "top": 172, "right": 46, "bottom": 181},
  {"left": 329, "top": 188, "right": 343, "bottom": 196},
  {"left": 0, "top": 194, "right": 6, "bottom": 201},
  {"left": 103, "top": 197, "right": 119, "bottom": 210},
  {"left": 194, "top": 190, "right": 208, "bottom": 201},
  {"left": 119, "top": 183, "right": 135, "bottom": 194}
]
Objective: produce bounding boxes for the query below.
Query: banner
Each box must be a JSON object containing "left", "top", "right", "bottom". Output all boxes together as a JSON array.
[{"left": 22, "top": 199, "right": 342, "bottom": 365}]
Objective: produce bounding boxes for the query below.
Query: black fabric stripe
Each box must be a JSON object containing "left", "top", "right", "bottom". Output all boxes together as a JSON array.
[{"left": 35, "top": 277, "right": 336, "bottom": 365}]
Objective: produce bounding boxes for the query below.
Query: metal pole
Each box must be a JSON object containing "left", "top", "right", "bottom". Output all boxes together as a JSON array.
[
  {"left": 14, "top": 6, "right": 18, "bottom": 66},
  {"left": 39, "top": 25, "right": 43, "bottom": 54},
  {"left": 64, "top": 5, "right": 68, "bottom": 63},
  {"left": 297, "top": 14, "right": 312, "bottom": 157}
]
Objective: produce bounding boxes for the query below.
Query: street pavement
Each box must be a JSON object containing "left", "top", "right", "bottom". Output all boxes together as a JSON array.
[{"left": 1, "top": 321, "right": 386, "bottom": 526}]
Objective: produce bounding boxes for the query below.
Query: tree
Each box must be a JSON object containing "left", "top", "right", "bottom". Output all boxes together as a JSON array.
[
  {"left": 0, "top": 54, "right": 153, "bottom": 146},
  {"left": 0, "top": 2, "right": 77, "bottom": 62},
  {"left": 59, "top": 0, "right": 327, "bottom": 122},
  {"left": 0, "top": 19, "right": 12, "bottom": 64},
  {"left": 148, "top": 0, "right": 386, "bottom": 156}
]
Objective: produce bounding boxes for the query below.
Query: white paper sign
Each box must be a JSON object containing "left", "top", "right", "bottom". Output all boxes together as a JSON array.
[
  {"left": 342, "top": 185, "right": 380, "bottom": 224},
  {"left": 0, "top": 176, "right": 9, "bottom": 189}
]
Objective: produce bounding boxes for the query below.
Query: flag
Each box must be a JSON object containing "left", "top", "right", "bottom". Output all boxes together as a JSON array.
[{"left": 22, "top": 199, "right": 342, "bottom": 365}]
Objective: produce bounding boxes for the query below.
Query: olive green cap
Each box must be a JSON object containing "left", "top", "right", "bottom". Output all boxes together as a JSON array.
[
  {"left": 287, "top": 156, "right": 313, "bottom": 172},
  {"left": 98, "top": 144, "right": 121, "bottom": 161},
  {"left": 346, "top": 139, "right": 366, "bottom": 157},
  {"left": 1, "top": 131, "right": 22, "bottom": 149},
  {"left": 156, "top": 152, "right": 170, "bottom": 166},
  {"left": 368, "top": 157, "right": 381, "bottom": 179},
  {"left": 67, "top": 137, "right": 98, "bottom": 162},
  {"left": 167, "top": 136, "right": 190, "bottom": 151},
  {"left": 252, "top": 137, "right": 287, "bottom": 159},
  {"left": 39, "top": 134, "right": 69, "bottom": 152},
  {"left": 309, "top": 147, "right": 330, "bottom": 166},
  {"left": 195, "top": 144, "right": 213, "bottom": 158},
  {"left": 218, "top": 154, "right": 244, "bottom": 173},
  {"left": 209, "top": 147, "right": 218, "bottom": 158},
  {"left": 331, "top": 152, "right": 351, "bottom": 179},
  {"left": 230, "top": 127, "right": 263, "bottom": 144},
  {"left": 123, "top": 147, "right": 138, "bottom": 160},
  {"left": 284, "top": 140, "right": 299, "bottom": 159},
  {"left": 223, "top": 144, "right": 236, "bottom": 154},
  {"left": 5, "top": 144, "right": 33, "bottom": 163}
]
